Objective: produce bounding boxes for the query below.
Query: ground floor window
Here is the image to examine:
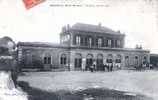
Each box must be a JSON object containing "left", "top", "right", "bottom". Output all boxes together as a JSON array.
[
  {"left": 44, "top": 56, "right": 51, "bottom": 64},
  {"left": 60, "top": 54, "right": 67, "bottom": 65},
  {"left": 75, "top": 59, "right": 82, "bottom": 68},
  {"left": 115, "top": 59, "right": 121, "bottom": 63},
  {"left": 86, "top": 54, "right": 93, "bottom": 66},
  {"left": 107, "top": 54, "right": 113, "bottom": 63},
  {"left": 125, "top": 56, "right": 129, "bottom": 67},
  {"left": 134, "top": 56, "right": 139, "bottom": 66},
  {"left": 115, "top": 55, "right": 121, "bottom": 63},
  {"left": 143, "top": 56, "right": 147, "bottom": 64},
  {"left": 96, "top": 54, "right": 103, "bottom": 70}
]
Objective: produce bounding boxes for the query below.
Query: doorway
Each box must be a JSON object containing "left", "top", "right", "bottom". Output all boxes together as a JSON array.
[
  {"left": 86, "top": 54, "right": 93, "bottom": 70},
  {"left": 74, "top": 53, "right": 82, "bottom": 70}
]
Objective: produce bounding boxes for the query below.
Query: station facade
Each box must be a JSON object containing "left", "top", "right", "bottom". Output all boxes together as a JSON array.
[{"left": 17, "top": 23, "right": 150, "bottom": 71}]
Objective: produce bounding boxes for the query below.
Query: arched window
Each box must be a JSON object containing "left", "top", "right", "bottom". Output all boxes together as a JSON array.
[
  {"left": 60, "top": 54, "right": 67, "bottom": 65},
  {"left": 107, "top": 39, "right": 112, "bottom": 47},
  {"left": 117, "top": 40, "right": 121, "bottom": 47},
  {"left": 125, "top": 56, "right": 129, "bottom": 67},
  {"left": 44, "top": 53, "right": 51, "bottom": 64},
  {"left": 76, "top": 36, "right": 81, "bottom": 45},
  {"left": 97, "top": 54, "right": 103, "bottom": 65},
  {"left": 143, "top": 56, "right": 147, "bottom": 64},
  {"left": 115, "top": 55, "right": 121, "bottom": 63},
  {"left": 107, "top": 54, "right": 113, "bottom": 63},
  {"left": 98, "top": 38, "right": 102, "bottom": 47},
  {"left": 75, "top": 53, "right": 82, "bottom": 69},
  {"left": 89, "top": 37, "right": 92, "bottom": 47},
  {"left": 134, "top": 56, "right": 139, "bottom": 65},
  {"left": 97, "top": 54, "right": 103, "bottom": 70},
  {"left": 86, "top": 54, "right": 93, "bottom": 66}
]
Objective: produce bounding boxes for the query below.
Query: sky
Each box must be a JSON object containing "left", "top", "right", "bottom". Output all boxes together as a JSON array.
[{"left": 0, "top": 0, "right": 157, "bottom": 53}]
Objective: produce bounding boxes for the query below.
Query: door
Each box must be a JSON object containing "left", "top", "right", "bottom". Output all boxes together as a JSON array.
[
  {"left": 86, "top": 54, "right": 93, "bottom": 70},
  {"left": 74, "top": 54, "right": 82, "bottom": 70}
]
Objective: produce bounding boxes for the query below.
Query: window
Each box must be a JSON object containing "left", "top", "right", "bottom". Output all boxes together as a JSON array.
[
  {"left": 98, "top": 38, "right": 102, "bottom": 47},
  {"left": 76, "top": 36, "right": 81, "bottom": 45},
  {"left": 97, "top": 54, "right": 103, "bottom": 65},
  {"left": 107, "top": 54, "right": 113, "bottom": 63},
  {"left": 89, "top": 37, "right": 92, "bottom": 47},
  {"left": 125, "top": 56, "right": 129, "bottom": 67},
  {"left": 60, "top": 54, "right": 67, "bottom": 65},
  {"left": 67, "top": 34, "right": 70, "bottom": 40},
  {"left": 135, "top": 56, "right": 138, "bottom": 59},
  {"left": 144, "top": 56, "right": 147, "bottom": 60},
  {"left": 75, "top": 53, "right": 82, "bottom": 69},
  {"left": 86, "top": 54, "right": 93, "bottom": 66},
  {"left": 117, "top": 40, "right": 121, "bottom": 47},
  {"left": 107, "top": 59, "right": 112, "bottom": 63},
  {"left": 115, "top": 55, "right": 121, "bottom": 63},
  {"left": 143, "top": 56, "right": 147, "bottom": 64},
  {"left": 134, "top": 56, "right": 139, "bottom": 65},
  {"left": 107, "top": 39, "right": 112, "bottom": 47},
  {"left": 44, "top": 56, "right": 51, "bottom": 64}
]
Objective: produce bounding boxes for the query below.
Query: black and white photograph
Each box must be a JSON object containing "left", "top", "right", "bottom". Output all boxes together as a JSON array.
[{"left": 0, "top": 0, "right": 158, "bottom": 100}]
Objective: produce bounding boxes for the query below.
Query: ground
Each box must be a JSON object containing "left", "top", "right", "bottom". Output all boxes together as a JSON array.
[
  {"left": 0, "top": 71, "right": 27, "bottom": 100},
  {"left": 17, "top": 70, "right": 158, "bottom": 100}
]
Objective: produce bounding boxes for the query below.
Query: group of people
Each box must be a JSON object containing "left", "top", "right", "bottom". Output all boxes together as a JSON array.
[
  {"left": 135, "top": 62, "right": 154, "bottom": 70},
  {"left": 86, "top": 62, "right": 154, "bottom": 72},
  {"left": 87, "top": 63, "right": 117, "bottom": 72}
]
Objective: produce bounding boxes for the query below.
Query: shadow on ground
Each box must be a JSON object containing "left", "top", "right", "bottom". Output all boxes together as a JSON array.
[{"left": 18, "top": 81, "right": 153, "bottom": 100}]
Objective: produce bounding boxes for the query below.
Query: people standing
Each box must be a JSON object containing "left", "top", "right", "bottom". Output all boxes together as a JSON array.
[
  {"left": 89, "top": 64, "right": 94, "bottom": 72},
  {"left": 110, "top": 62, "right": 113, "bottom": 71}
]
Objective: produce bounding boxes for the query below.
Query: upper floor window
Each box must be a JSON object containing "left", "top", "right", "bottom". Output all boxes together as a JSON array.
[
  {"left": 67, "top": 34, "right": 70, "bottom": 40},
  {"left": 143, "top": 56, "right": 147, "bottom": 64},
  {"left": 89, "top": 37, "right": 92, "bottom": 47},
  {"left": 107, "top": 39, "right": 112, "bottom": 47},
  {"left": 98, "top": 38, "right": 102, "bottom": 47},
  {"left": 61, "top": 34, "right": 70, "bottom": 43},
  {"left": 117, "top": 40, "right": 121, "bottom": 47},
  {"left": 76, "top": 36, "right": 81, "bottom": 45}
]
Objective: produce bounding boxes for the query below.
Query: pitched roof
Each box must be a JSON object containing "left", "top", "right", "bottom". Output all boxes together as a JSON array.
[{"left": 70, "top": 23, "right": 121, "bottom": 34}]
